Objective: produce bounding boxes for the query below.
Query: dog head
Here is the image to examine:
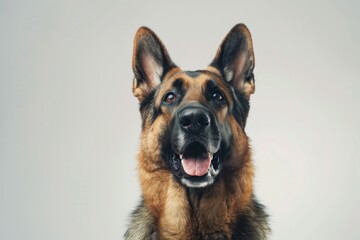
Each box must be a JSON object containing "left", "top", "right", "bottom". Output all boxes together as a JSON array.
[{"left": 132, "top": 24, "right": 255, "bottom": 188}]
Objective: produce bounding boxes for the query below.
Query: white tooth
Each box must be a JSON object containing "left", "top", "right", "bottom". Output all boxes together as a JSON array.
[
  {"left": 208, "top": 153, "right": 213, "bottom": 160},
  {"left": 179, "top": 154, "right": 183, "bottom": 159}
]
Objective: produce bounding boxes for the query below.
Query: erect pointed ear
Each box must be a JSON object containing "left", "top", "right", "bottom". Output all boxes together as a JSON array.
[
  {"left": 210, "top": 24, "right": 255, "bottom": 100},
  {"left": 132, "top": 27, "right": 176, "bottom": 102}
]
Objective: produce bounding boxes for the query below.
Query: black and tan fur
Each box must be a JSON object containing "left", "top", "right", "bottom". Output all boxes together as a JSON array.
[{"left": 124, "top": 24, "right": 269, "bottom": 240}]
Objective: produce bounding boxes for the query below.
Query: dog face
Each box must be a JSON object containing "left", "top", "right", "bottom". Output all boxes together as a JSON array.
[{"left": 132, "top": 24, "right": 255, "bottom": 188}]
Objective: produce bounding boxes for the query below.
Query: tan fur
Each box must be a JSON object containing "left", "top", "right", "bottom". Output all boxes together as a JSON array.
[{"left": 159, "top": 180, "right": 190, "bottom": 239}]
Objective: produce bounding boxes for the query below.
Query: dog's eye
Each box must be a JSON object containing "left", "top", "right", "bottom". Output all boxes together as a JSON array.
[
  {"left": 211, "top": 91, "right": 224, "bottom": 101},
  {"left": 164, "top": 92, "right": 177, "bottom": 104}
]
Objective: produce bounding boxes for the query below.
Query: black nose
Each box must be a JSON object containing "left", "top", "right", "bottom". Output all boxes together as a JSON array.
[{"left": 179, "top": 107, "right": 210, "bottom": 133}]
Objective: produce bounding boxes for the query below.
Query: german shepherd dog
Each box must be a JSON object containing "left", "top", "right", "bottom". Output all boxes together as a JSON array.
[{"left": 124, "top": 24, "right": 269, "bottom": 239}]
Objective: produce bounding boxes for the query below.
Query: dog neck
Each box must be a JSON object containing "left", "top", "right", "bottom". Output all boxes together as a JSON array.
[{"left": 140, "top": 147, "right": 254, "bottom": 239}]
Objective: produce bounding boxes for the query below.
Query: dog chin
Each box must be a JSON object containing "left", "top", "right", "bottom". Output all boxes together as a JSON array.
[{"left": 181, "top": 163, "right": 220, "bottom": 188}]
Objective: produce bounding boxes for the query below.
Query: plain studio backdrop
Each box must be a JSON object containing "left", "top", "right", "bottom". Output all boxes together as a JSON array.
[{"left": 1, "top": 0, "right": 359, "bottom": 239}]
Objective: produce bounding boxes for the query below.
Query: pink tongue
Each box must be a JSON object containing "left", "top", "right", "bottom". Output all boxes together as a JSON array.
[{"left": 181, "top": 157, "right": 211, "bottom": 176}]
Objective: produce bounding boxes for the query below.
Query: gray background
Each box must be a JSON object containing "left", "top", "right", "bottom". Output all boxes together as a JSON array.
[{"left": 1, "top": 0, "right": 359, "bottom": 239}]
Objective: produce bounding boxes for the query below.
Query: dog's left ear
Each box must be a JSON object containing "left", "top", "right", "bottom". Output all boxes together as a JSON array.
[
  {"left": 210, "top": 24, "right": 255, "bottom": 100},
  {"left": 132, "top": 27, "right": 176, "bottom": 102}
]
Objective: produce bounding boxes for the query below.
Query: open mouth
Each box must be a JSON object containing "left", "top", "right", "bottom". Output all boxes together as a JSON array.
[
  {"left": 181, "top": 152, "right": 213, "bottom": 176},
  {"left": 171, "top": 142, "right": 221, "bottom": 188}
]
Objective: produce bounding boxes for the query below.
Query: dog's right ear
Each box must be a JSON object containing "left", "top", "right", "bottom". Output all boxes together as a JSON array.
[{"left": 132, "top": 27, "right": 176, "bottom": 102}]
